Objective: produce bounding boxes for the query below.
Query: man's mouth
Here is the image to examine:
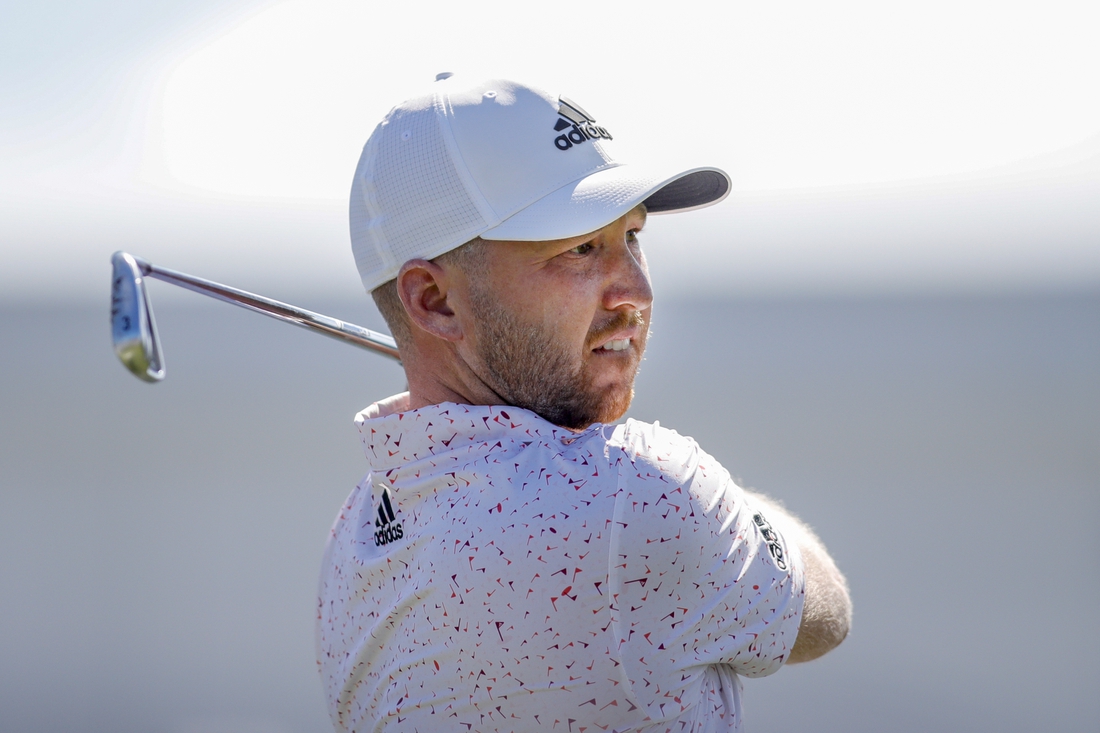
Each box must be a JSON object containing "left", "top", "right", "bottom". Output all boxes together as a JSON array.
[
  {"left": 598, "top": 338, "right": 632, "bottom": 352},
  {"left": 588, "top": 311, "right": 647, "bottom": 353}
]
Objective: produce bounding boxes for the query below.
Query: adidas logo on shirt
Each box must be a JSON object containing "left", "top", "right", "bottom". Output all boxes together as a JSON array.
[
  {"left": 374, "top": 482, "right": 404, "bottom": 546},
  {"left": 552, "top": 96, "right": 613, "bottom": 151}
]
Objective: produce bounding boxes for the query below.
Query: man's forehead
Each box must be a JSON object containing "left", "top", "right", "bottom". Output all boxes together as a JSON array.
[
  {"left": 569, "top": 203, "right": 647, "bottom": 240},
  {"left": 460, "top": 203, "right": 649, "bottom": 275},
  {"left": 525, "top": 203, "right": 648, "bottom": 247}
]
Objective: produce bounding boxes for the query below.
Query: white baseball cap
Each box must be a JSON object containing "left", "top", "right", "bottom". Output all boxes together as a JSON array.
[{"left": 350, "top": 74, "right": 731, "bottom": 292}]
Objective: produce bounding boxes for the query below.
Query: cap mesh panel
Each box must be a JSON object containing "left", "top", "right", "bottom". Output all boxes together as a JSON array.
[{"left": 351, "top": 98, "right": 489, "bottom": 290}]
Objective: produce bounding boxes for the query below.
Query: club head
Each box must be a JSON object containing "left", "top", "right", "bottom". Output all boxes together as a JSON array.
[{"left": 111, "top": 251, "right": 165, "bottom": 382}]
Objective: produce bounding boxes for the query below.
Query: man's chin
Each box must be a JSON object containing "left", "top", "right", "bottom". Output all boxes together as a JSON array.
[
  {"left": 581, "top": 363, "right": 641, "bottom": 426},
  {"left": 573, "top": 384, "right": 636, "bottom": 430},
  {"left": 597, "top": 386, "right": 635, "bottom": 425}
]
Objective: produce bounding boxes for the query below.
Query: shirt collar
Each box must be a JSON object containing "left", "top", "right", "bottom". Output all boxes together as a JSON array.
[{"left": 354, "top": 392, "right": 596, "bottom": 471}]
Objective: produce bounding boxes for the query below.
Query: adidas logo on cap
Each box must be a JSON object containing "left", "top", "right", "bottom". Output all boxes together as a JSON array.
[{"left": 552, "top": 96, "right": 613, "bottom": 151}]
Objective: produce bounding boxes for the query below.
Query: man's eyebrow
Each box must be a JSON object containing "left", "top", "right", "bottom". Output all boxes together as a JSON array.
[{"left": 631, "top": 204, "right": 648, "bottom": 227}]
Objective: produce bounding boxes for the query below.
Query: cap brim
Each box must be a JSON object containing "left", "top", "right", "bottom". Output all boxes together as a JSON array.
[{"left": 480, "top": 164, "right": 730, "bottom": 242}]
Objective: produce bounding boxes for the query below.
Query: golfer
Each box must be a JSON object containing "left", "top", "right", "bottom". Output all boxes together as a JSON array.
[{"left": 317, "top": 75, "right": 851, "bottom": 732}]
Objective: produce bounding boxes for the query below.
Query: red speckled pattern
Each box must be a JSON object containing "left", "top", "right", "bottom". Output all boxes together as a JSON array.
[{"left": 317, "top": 395, "right": 804, "bottom": 732}]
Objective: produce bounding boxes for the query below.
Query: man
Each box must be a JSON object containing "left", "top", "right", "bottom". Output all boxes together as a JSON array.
[{"left": 317, "top": 75, "right": 851, "bottom": 732}]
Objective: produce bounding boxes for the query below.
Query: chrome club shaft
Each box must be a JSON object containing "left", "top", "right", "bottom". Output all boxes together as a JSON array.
[{"left": 110, "top": 251, "right": 400, "bottom": 382}]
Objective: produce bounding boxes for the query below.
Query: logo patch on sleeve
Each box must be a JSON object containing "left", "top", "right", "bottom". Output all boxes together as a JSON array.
[{"left": 752, "top": 512, "right": 788, "bottom": 571}]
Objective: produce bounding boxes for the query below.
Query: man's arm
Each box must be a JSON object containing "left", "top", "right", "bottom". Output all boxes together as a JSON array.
[{"left": 746, "top": 491, "right": 852, "bottom": 664}]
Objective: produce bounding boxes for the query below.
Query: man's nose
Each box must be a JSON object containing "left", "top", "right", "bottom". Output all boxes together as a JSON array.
[{"left": 602, "top": 240, "right": 653, "bottom": 313}]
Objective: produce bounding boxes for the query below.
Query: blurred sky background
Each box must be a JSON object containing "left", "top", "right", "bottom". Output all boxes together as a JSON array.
[
  {"left": 1, "top": 0, "right": 1098, "bottom": 301},
  {"left": 2, "top": 2, "right": 1099, "bottom": 733}
]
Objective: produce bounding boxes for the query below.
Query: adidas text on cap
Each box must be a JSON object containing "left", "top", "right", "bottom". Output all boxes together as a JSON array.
[{"left": 349, "top": 75, "right": 731, "bottom": 292}]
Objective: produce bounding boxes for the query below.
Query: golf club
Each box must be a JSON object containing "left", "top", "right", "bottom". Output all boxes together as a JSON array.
[{"left": 110, "top": 251, "right": 400, "bottom": 382}]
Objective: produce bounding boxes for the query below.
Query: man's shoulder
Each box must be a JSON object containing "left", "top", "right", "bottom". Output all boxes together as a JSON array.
[
  {"left": 607, "top": 418, "right": 725, "bottom": 488},
  {"left": 610, "top": 418, "right": 703, "bottom": 461}
]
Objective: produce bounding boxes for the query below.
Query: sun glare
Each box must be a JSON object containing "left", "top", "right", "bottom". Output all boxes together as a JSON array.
[{"left": 156, "top": 0, "right": 1100, "bottom": 200}]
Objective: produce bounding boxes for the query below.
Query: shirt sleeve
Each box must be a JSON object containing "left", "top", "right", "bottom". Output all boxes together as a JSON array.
[{"left": 608, "top": 420, "right": 805, "bottom": 697}]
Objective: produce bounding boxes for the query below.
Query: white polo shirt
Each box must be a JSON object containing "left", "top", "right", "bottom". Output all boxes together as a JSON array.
[{"left": 317, "top": 394, "right": 804, "bottom": 733}]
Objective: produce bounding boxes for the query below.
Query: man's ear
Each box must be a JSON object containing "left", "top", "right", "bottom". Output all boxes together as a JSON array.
[{"left": 396, "top": 259, "right": 463, "bottom": 342}]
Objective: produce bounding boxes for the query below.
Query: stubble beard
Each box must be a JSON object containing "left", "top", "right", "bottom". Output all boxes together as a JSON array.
[{"left": 469, "top": 288, "right": 647, "bottom": 431}]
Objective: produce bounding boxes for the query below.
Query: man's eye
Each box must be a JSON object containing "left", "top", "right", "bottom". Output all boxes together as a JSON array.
[{"left": 568, "top": 242, "right": 594, "bottom": 255}]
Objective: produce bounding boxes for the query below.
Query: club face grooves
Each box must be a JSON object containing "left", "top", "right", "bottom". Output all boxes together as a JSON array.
[{"left": 110, "top": 251, "right": 166, "bottom": 382}]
